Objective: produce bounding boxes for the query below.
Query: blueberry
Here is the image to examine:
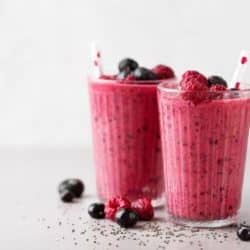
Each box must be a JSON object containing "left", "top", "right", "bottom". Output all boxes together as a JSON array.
[
  {"left": 88, "top": 203, "right": 105, "bottom": 219},
  {"left": 237, "top": 224, "right": 250, "bottom": 241},
  {"left": 118, "top": 58, "right": 138, "bottom": 73},
  {"left": 115, "top": 208, "right": 138, "bottom": 228},
  {"left": 133, "top": 67, "right": 158, "bottom": 81},
  {"left": 208, "top": 76, "right": 228, "bottom": 88},
  {"left": 58, "top": 179, "right": 84, "bottom": 198},
  {"left": 60, "top": 189, "right": 75, "bottom": 203}
]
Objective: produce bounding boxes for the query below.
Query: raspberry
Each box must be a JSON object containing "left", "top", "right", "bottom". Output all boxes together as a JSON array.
[
  {"left": 181, "top": 78, "right": 209, "bottom": 92},
  {"left": 180, "top": 70, "right": 209, "bottom": 104},
  {"left": 105, "top": 196, "right": 131, "bottom": 220},
  {"left": 180, "top": 77, "right": 209, "bottom": 104},
  {"left": 210, "top": 84, "right": 227, "bottom": 91},
  {"left": 181, "top": 70, "right": 208, "bottom": 89},
  {"left": 152, "top": 64, "right": 175, "bottom": 79},
  {"left": 131, "top": 197, "right": 154, "bottom": 221},
  {"left": 99, "top": 74, "right": 116, "bottom": 80},
  {"left": 182, "top": 70, "right": 207, "bottom": 81}
]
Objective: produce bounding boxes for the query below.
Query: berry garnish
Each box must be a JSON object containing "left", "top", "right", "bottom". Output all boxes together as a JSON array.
[
  {"left": 180, "top": 71, "right": 208, "bottom": 90},
  {"left": 115, "top": 208, "right": 138, "bottom": 228},
  {"left": 133, "top": 67, "right": 158, "bottom": 81},
  {"left": 151, "top": 64, "right": 175, "bottom": 79},
  {"left": 208, "top": 75, "right": 228, "bottom": 88},
  {"left": 105, "top": 196, "right": 131, "bottom": 220},
  {"left": 99, "top": 74, "right": 116, "bottom": 80},
  {"left": 58, "top": 179, "right": 84, "bottom": 198},
  {"left": 181, "top": 78, "right": 209, "bottom": 92},
  {"left": 182, "top": 70, "right": 207, "bottom": 84},
  {"left": 210, "top": 84, "right": 227, "bottom": 91},
  {"left": 118, "top": 58, "right": 139, "bottom": 73},
  {"left": 60, "top": 189, "right": 75, "bottom": 203},
  {"left": 237, "top": 224, "right": 250, "bottom": 241},
  {"left": 131, "top": 197, "right": 154, "bottom": 221},
  {"left": 180, "top": 71, "right": 209, "bottom": 104},
  {"left": 88, "top": 203, "right": 105, "bottom": 219}
]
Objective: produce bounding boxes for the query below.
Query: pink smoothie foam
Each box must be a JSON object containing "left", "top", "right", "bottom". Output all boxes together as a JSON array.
[
  {"left": 158, "top": 81, "right": 250, "bottom": 221},
  {"left": 89, "top": 79, "right": 164, "bottom": 201}
]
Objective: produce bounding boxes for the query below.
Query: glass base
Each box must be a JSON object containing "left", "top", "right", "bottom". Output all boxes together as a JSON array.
[{"left": 166, "top": 212, "right": 238, "bottom": 228}]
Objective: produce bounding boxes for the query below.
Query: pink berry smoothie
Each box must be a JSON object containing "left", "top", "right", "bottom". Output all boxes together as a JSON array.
[
  {"left": 158, "top": 81, "right": 250, "bottom": 227},
  {"left": 89, "top": 78, "right": 164, "bottom": 202}
]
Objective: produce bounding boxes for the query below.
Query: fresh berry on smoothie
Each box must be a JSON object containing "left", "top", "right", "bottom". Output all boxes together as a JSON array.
[{"left": 100, "top": 58, "right": 175, "bottom": 82}]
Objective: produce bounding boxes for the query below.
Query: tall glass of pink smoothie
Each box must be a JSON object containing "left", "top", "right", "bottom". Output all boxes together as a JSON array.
[
  {"left": 158, "top": 71, "right": 250, "bottom": 227},
  {"left": 89, "top": 79, "right": 164, "bottom": 203},
  {"left": 89, "top": 61, "right": 175, "bottom": 204}
]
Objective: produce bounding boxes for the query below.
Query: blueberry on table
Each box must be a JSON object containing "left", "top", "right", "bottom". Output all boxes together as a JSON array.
[
  {"left": 118, "top": 58, "right": 138, "bottom": 73},
  {"left": 133, "top": 67, "right": 158, "bottom": 81},
  {"left": 58, "top": 179, "right": 84, "bottom": 198},
  {"left": 60, "top": 189, "right": 75, "bottom": 203},
  {"left": 208, "top": 75, "right": 228, "bottom": 88},
  {"left": 237, "top": 224, "right": 250, "bottom": 241},
  {"left": 88, "top": 203, "right": 105, "bottom": 219},
  {"left": 115, "top": 208, "right": 138, "bottom": 228}
]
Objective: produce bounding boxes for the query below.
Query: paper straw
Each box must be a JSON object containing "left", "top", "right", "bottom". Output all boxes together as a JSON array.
[
  {"left": 231, "top": 50, "right": 249, "bottom": 89},
  {"left": 91, "top": 42, "right": 103, "bottom": 78}
]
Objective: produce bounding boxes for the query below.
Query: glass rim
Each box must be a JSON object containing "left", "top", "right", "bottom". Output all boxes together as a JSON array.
[
  {"left": 88, "top": 76, "right": 174, "bottom": 87},
  {"left": 158, "top": 80, "right": 250, "bottom": 93}
]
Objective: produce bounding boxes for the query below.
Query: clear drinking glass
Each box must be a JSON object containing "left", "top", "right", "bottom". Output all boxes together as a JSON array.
[
  {"left": 158, "top": 81, "right": 250, "bottom": 227},
  {"left": 88, "top": 78, "right": 164, "bottom": 205}
]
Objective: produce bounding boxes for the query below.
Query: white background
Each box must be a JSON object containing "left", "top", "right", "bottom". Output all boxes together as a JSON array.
[{"left": 1, "top": 0, "right": 250, "bottom": 148}]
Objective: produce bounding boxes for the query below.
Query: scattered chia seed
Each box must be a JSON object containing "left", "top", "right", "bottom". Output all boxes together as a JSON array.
[{"left": 38, "top": 206, "right": 246, "bottom": 248}]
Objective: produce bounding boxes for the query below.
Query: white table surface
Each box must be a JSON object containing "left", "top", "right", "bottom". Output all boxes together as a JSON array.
[{"left": 1, "top": 147, "right": 250, "bottom": 250}]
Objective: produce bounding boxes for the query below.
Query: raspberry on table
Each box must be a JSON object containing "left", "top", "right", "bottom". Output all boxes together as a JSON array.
[
  {"left": 105, "top": 196, "right": 131, "bottom": 220},
  {"left": 152, "top": 64, "right": 175, "bottom": 79},
  {"left": 131, "top": 197, "right": 154, "bottom": 221}
]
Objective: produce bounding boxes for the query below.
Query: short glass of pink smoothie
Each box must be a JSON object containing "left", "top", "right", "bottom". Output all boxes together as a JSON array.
[
  {"left": 158, "top": 82, "right": 250, "bottom": 227},
  {"left": 89, "top": 78, "right": 164, "bottom": 204}
]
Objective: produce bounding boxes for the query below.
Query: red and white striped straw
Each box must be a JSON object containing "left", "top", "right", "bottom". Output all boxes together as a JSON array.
[
  {"left": 231, "top": 50, "right": 249, "bottom": 89},
  {"left": 91, "top": 42, "right": 103, "bottom": 78}
]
